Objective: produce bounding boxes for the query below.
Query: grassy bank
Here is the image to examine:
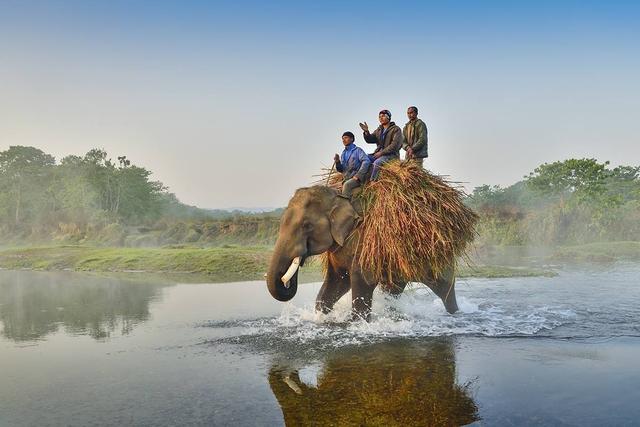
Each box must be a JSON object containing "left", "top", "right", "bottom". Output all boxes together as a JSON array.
[
  {"left": 457, "top": 264, "right": 557, "bottom": 278},
  {"left": 0, "top": 245, "right": 562, "bottom": 282},
  {"left": 549, "top": 241, "right": 640, "bottom": 263},
  {"left": 0, "top": 245, "right": 276, "bottom": 283}
]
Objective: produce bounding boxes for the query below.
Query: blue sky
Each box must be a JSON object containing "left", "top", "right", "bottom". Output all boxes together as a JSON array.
[{"left": 1, "top": 1, "right": 638, "bottom": 208}]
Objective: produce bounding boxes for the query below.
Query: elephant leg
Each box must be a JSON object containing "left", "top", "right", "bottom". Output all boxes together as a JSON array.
[
  {"left": 315, "top": 265, "right": 350, "bottom": 314},
  {"left": 425, "top": 267, "right": 459, "bottom": 314},
  {"left": 350, "top": 269, "right": 375, "bottom": 322}
]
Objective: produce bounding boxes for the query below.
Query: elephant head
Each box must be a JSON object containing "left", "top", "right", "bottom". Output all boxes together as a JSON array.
[{"left": 266, "top": 186, "right": 358, "bottom": 302}]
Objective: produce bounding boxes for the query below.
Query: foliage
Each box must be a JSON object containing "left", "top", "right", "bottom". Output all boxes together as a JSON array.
[
  {"left": 525, "top": 158, "right": 610, "bottom": 202},
  {"left": 467, "top": 158, "right": 640, "bottom": 245},
  {"left": 4, "top": 147, "right": 637, "bottom": 250},
  {"left": 0, "top": 146, "right": 55, "bottom": 227},
  {"left": 0, "top": 245, "right": 560, "bottom": 280},
  {"left": 0, "top": 146, "right": 210, "bottom": 241}
]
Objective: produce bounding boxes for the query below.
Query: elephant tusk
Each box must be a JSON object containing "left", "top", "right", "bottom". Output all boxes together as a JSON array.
[
  {"left": 283, "top": 374, "right": 303, "bottom": 395},
  {"left": 281, "top": 257, "right": 301, "bottom": 288}
]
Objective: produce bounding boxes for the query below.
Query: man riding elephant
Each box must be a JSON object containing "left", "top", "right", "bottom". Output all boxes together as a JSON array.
[
  {"left": 333, "top": 131, "right": 370, "bottom": 199},
  {"left": 359, "top": 109, "right": 403, "bottom": 180},
  {"left": 266, "top": 186, "right": 461, "bottom": 321},
  {"left": 403, "top": 106, "right": 428, "bottom": 166}
]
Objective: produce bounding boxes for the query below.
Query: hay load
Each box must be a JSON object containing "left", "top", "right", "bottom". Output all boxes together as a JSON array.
[{"left": 322, "top": 161, "right": 478, "bottom": 281}]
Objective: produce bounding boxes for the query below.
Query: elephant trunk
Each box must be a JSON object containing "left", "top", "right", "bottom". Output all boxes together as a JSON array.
[{"left": 266, "top": 243, "right": 300, "bottom": 302}]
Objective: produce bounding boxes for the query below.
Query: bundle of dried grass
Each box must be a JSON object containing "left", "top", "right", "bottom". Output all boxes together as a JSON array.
[
  {"left": 318, "top": 160, "right": 478, "bottom": 281},
  {"left": 358, "top": 161, "right": 477, "bottom": 281},
  {"left": 312, "top": 165, "right": 343, "bottom": 191}
]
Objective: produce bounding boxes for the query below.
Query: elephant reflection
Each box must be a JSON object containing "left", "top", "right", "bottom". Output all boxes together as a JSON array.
[
  {"left": 268, "top": 339, "right": 478, "bottom": 426},
  {"left": 0, "top": 271, "right": 165, "bottom": 342}
]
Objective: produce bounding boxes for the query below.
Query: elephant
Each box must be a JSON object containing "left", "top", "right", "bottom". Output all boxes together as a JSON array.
[{"left": 266, "top": 185, "right": 460, "bottom": 321}]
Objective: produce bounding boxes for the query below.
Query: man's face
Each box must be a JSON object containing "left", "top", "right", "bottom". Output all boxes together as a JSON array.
[
  {"left": 407, "top": 108, "right": 418, "bottom": 121},
  {"left": 342, "top": 135, "right": 353, "bottom": 146},
  {"left": 379, "top": 113, "right": 390, "bottom": 125}
]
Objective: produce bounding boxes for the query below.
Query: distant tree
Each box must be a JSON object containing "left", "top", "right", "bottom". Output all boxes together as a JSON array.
[
  {"left": 115, "top": 164, "right": 166, "bottom": 222},
  {"left": 54, "top": 154, "right": 101, "bottom": 225},
  {"left": 524, "top": 158, "right": 611, "bottom": 205},
  {"left": 605, "top": 165, "right": 640, "bottom": 202},
  {"left": 0, "top": 145, "right": 248, "bottom": 242},
  {"left": 0, "top": 146, "right": 55, "bottom": 226}
]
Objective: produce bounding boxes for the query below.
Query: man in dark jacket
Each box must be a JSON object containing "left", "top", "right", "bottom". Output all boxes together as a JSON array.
[
  {"left": 333, "top": 131, "right": 370, "bottom": 198},
  {"left": 358, "top": 109, "right": 403, "bottom": 180},
  {"left": 402, "top": 106, "right": 428, "bottom": 166}
]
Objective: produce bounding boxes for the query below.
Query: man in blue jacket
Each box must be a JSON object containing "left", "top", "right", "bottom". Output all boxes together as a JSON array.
[{"left": 333, "top": 131, "right": 371, "bottom": 198}]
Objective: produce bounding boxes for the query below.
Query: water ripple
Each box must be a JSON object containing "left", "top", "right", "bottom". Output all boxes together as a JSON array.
[{"left": 199, "top": 287, "right": 577, "bottom": 349}]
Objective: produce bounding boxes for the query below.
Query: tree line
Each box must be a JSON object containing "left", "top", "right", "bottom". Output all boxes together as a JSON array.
[
  {"left": 0, "top": 146, "right": 213, "bottom": 240},
  {"left": 2, "top": 147, "right": 638, "bottom": 247},
  {"left": 467, "top": 158, "right": 640, "bottom": 245}
]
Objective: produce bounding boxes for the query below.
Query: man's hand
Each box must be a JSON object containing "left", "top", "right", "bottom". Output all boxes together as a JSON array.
[
  {"left": 334, "top": 153, "right": 340, "bottom": 163},
  {"left": 353, "top": 176, "right": 359, "bottom": 182},
  {"left": 406, "top": 147, "right": 414, "bottom": 159},
  {"left": 373, "top": 152, "right": 382, "bottom": 160},
  {"left": 359, "top": 122, "right": 369, "bottom": 133}
]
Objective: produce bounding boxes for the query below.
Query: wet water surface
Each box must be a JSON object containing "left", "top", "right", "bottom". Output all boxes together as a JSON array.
[{"left": 1, "top": 265, "right": 640, "bottom": 426}]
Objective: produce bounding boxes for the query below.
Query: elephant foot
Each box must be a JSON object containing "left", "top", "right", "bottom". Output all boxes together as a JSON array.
[
  {"left": 443, "top": 295, "right": 459, "bottom": 314},
  {"left": 315, "top": 267, "right": 351, "bottom": 316},
  {"left": 315, "top": 301, "right": 333, "bottom": 315},
  {"left": 351, "top": 295, "right": 373, "bottom": 322},
  {"left": 436, "top": 281, "right": 458, "bottom": 314},
  {"left": 350, "top": 271, "right": 374, "bottom": 322},
  {"left": 422, "top": 267, "right": 459, "bottom": 314},
  {"left": 350, "top": 309, "right": 371, "bottom": 323}
]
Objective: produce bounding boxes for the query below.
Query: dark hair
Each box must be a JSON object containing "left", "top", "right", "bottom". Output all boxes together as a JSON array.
[
  {"left": 342, "top": 131, "right": 355, "bottom": 141},
  {"left": 408, "top": 106, "right": 418, "bottom": 114},
  {"left": 379, "top": 109, "right": 392, "bottom": 118}
]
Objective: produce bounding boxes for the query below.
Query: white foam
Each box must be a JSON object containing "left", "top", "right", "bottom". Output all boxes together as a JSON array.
[{"left": 233, "top": 286, "right": 577, "bottom": 347}]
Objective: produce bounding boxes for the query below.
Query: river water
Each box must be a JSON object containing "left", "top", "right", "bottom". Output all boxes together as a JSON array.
[{"left": 1, "top": 264, "right": 639, "bottom": 426}]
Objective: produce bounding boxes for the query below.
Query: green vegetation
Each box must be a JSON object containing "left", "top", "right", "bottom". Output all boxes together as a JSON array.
[
  {"left": 1, "top": 149, "right": 638, "bottom": 281},
  {"left": 0, "top": 145, "right": 282, "bottom": 245},
  {"left": 0, "top": 245, "right": 274, "bottom": 282},
  {"left": 467, "top": 158, "right": 640, "bottom": 246},
  {"left": 457, "top": 264, "right": 557, "bottom": 278},
  {"left": 0, "top": 246, "right": 559, "bottom": 281},
  {"left": 549, "top": 241, "right": 640, "bottom": 263}
]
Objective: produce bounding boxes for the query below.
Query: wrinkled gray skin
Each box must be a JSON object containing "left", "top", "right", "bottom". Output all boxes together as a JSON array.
[{"left": 266, "top": 186, "right": 458, "bottom": 321}]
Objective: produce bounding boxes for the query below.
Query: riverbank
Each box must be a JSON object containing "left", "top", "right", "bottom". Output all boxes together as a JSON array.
[
  {"left": 0, "top": 245, "right": 564, "bottom": 282},
  {"left": 473, "top": 241, "right": 640, "bottom": 266},
  {"left": 549, "top": 241, "right": 640, "bottom": 263}
]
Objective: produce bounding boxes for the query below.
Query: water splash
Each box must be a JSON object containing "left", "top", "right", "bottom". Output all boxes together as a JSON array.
[{"left": 202, "top": 285, "right": 577, "bottom": 349}]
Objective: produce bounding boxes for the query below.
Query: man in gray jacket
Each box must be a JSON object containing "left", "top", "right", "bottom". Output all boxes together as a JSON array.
[
  {"left": 359, "top": 109, "right": 403, "bottom": 180},
  {"left": 402, "top": 106, "right": 428, "bottom": 167}
]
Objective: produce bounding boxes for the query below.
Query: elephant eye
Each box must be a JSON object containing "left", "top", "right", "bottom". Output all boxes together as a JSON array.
[{"left": 302, "top": 221, "right": 313, "bottom": 231}]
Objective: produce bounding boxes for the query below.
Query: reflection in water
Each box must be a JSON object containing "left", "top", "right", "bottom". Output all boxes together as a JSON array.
[
  {"left": 269, "top": 339, "right": 478, "bottom": 426},
  {"left": 0, "top": 271, "right": 166, "bottom": 342}
]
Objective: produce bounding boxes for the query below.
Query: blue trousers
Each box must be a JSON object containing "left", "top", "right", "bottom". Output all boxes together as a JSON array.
[{"left": 368, "top": 154, "right": 396, "bottom": 180}]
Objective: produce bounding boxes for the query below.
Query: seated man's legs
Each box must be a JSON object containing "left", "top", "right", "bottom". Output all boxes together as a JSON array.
[
  {"left": 369, "top": 154, "right": 396, "bottom": 180},
  {"left": 342, "top": 178, "right": 360, "bottom": 198}
]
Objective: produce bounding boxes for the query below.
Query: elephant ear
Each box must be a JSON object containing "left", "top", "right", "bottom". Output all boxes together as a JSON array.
[{"left": 329, "top": 197, "right": 359, "bottom": 246}]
